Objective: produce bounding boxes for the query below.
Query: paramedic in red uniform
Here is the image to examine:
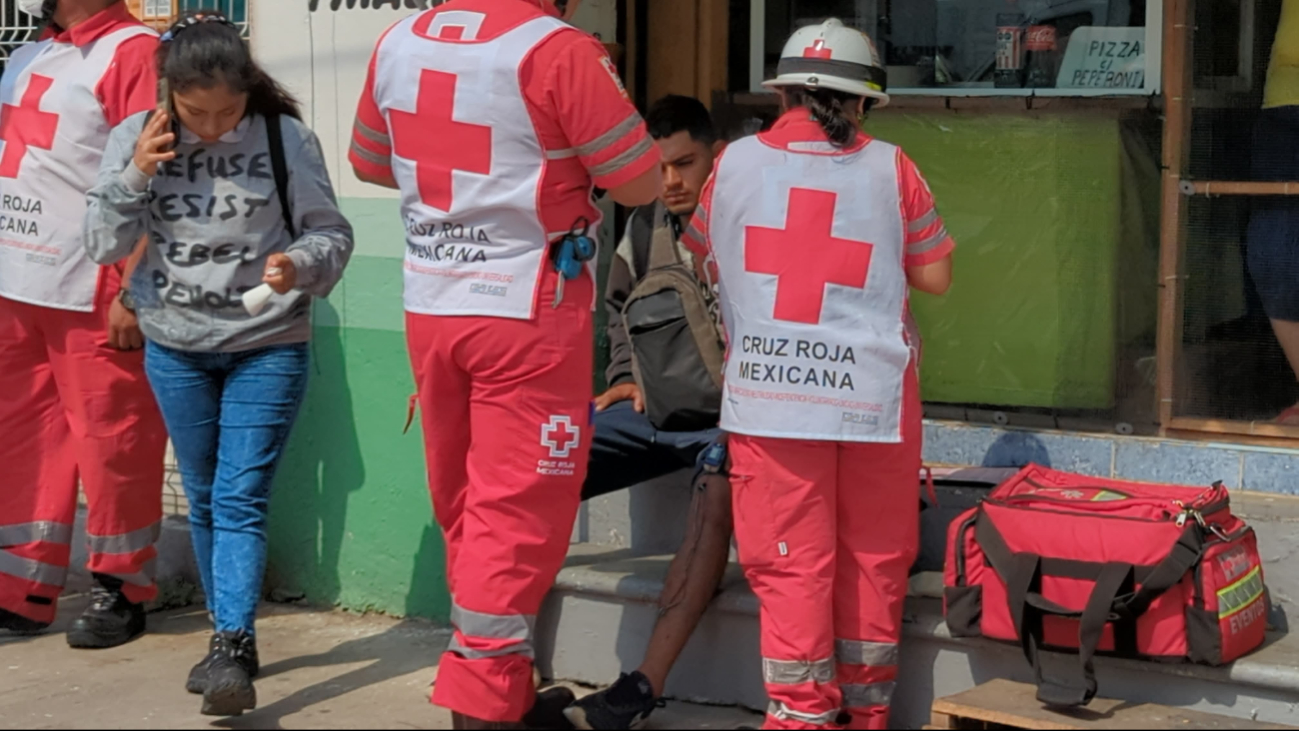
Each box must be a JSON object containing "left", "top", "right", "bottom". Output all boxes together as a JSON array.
[
  {"left": 349, "top": 0, "right": 661, "bottom": 727},
  {"left": 683, "top": 20, "right": 955, "bottom": 730},
  {"left": 0, "top": 0, "right": 167, "bottom": 648}
]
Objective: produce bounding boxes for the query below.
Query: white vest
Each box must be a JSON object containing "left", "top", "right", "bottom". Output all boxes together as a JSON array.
[
  {"left": 0, "top": 26, "right": 155, "bottom": 312},
  {"left": 709, "top": 136, "right": 913, "bottom": 443},
  {"left": 373, "top": 10, "right": 575, "bottom": 320}
]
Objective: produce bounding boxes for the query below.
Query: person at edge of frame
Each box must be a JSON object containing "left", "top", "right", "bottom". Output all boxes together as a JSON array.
[{"left": 0, "top": 0, "right": 168, "bottom": 651}]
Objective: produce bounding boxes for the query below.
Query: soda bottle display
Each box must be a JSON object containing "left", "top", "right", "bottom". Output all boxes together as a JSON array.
[
  {"left": 995, "top": 13, "right": 1026, "bottom": 88},
  {"left": 1025, "top": 24, "right": 1059, "bottom": 88}
]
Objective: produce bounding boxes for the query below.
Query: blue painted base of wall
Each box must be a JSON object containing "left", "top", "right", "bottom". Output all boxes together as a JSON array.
[{"left": 924, "top": 420, "right": 1299, "bottom": 494}]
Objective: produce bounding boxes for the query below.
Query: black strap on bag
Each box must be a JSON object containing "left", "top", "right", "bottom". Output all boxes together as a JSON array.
[
  {"left": 975, "top": 511, "right": 1206, "bottom": 708},
  {"left": 1008, "top": 555, "right": 1137, "bottom": 707},
  {"left": 265, "top": 114, "right": 296, "bottom": 239}
]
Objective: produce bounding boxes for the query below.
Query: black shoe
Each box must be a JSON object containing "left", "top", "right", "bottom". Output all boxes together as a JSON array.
[
  {"left": 524, "top": 686, "right": 577, "bottom": 730},
  {"left": 201, "top": 631, "right": 258, "bottom": 717},
  {"left": 66, "top": 575, "right": 146, "bottom": 649},
  {"left": 187, "top": 632, "right": 261, "bottom": 694},
  {"left": 0, "top": 607, "right": 49, "bottom": 635},
  {"left": 563, "top": 672, "right": 663, "bottom": 731}
]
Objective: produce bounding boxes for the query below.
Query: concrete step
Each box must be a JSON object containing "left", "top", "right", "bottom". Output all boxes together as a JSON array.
[{"left": 538, "top": 489, "right": 1299, "bottom": 729}]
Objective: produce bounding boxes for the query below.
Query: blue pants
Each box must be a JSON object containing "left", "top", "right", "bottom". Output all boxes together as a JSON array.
[
  {"left": 144, "top": 342, "right": 309, "bottom": 634},
  {"left": 1247, "top": 105, "right": 1299, "bottom": 322},
  {"left": 582, "top": 401, "right": 723, "bottom": 500}
]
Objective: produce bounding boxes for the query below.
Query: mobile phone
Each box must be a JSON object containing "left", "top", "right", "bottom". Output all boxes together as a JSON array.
[{"left": 156, "top": 78, "right": 179, "bottom": 151}]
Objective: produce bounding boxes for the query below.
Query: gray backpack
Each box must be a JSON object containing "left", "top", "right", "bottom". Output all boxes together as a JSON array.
[{"left": 622, "top": 210, "right": 726, "bottom": 432}]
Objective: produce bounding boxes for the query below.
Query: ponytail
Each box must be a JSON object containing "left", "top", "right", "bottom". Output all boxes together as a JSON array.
[
  {"left": 784, "top": 87, "right": 872, "bottom": 149},
  {"left": 157, "top": 11, "right": 301, "bottom": 121}
]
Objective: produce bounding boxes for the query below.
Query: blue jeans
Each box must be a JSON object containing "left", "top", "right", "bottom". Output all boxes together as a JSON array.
[
  {"left": 1248, "top": 105, "right": 1299, "bottom": 321},
  {"left": 582, "top": 400, "right": 723, "bottom": 500},
  {"left": 144, "top": 342, "right": 309, "bottom": 635}
]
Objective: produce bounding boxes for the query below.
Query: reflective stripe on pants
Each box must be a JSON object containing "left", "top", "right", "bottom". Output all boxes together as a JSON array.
[
  {"left": 447, "top": 602, "right": 537, "bottom": 660},
  {"left": 767, "top": 702, "right": 839, "bottom": 728},
  {"left": 764, "top": 657, "right": 835, "bottom": 686}
]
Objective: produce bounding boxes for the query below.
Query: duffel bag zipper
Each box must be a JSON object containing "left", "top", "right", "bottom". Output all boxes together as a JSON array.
[
  {"left": 987, "top": 497, "right": 1176, "bottom": 523},
  {"left": 1007, "top": 479, "right": 1230, "bottom": 524}
]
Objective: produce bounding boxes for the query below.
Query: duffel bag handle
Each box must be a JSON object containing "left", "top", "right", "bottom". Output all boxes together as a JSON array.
[{"left": 1008, "top": 555, "right": 1137, "bottom": 708}]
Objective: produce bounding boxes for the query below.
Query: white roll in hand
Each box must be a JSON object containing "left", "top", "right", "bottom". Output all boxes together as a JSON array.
[{"left": 242, "top": 283, "right": 275, "bottom": 316}]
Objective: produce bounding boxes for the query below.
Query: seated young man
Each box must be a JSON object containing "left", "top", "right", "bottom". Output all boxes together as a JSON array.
[{"left": 564, "top": 95, "right": 730, "bottom": 731}]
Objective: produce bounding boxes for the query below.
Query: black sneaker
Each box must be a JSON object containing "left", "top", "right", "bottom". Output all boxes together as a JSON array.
[
  {"left": 523, "top": 686, "right": 577, "bottom": 730},
  {"left": 66, "top": 575, "right": 146, "bottom": 649},
  {"left": 187, "top": 632, "right": 261, "bottom": 694},
  {"left": 201, "top": 631, "right": 258, "bottom": 717},
  {"left": 563, "top": 672, "right": 663, "bottom": 731},
  {"left": 0, "top": 607, "right": 49, "bottom": 635}
]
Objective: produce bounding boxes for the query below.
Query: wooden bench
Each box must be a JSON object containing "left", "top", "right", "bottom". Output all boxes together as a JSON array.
[{"left": 926, "top": 679, "right": 1294, "bottom": 730}]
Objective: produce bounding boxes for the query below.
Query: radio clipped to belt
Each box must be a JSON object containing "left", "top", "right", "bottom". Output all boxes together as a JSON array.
[{"left": 551, "top": 217, "right": 596, "bottom": 308}]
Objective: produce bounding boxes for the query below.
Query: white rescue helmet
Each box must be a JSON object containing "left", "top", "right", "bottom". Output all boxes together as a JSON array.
[{"left": 763, "top": 19, "right": 890, "bottom": 108}]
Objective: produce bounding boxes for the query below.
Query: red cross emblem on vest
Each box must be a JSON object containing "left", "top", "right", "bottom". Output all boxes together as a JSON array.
[
  {"left": 0, "top": 75, "right": 60, "bottom": 179},
  {"left": 803, "top": 39, "right": 833, "bottom": 59},
  {"left": 745, "top": 188, "right": 874, "bottom": 325},
  {"left": 542, "top": 415, "right": 580, "bottom": 459},
  {"left": 390, "top": 69, "right": 492, "bottom": 213}
]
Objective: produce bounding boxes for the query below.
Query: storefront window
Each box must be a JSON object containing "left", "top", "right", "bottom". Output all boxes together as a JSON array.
[{"left": 745, "top": 0, "right": 1161, "bottom": 96}]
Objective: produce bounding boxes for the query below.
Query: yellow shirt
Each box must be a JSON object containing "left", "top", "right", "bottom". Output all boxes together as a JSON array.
[{"left": 1267, "top": 0, "right": 1299, "bottom": 108}]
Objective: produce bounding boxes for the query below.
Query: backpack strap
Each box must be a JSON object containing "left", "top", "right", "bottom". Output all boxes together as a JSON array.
[
  {"left": 647, "top": 204, "right": 682, "bottom": 271},
  {"left": 266, "top": 114, "right": 297, "bottom": 239}
]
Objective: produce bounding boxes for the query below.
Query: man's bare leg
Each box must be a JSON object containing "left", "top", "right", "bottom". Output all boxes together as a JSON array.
[
  {"left": 637, "top": 471, "right": 734, "bottom": 696},
  {"left": 564, "top": 472, "right": 734, "bottom": 730}
]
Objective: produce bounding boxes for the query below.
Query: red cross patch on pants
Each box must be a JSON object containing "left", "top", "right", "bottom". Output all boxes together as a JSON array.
[
  {"left": 0, "top": 273, "right": 168, "bottom": 624},
  {"left": 407, "top": 269, "right": 594, "bottom": 723},
  {"left": 731, "top": 365, "right": 922, "bottom": 730}
]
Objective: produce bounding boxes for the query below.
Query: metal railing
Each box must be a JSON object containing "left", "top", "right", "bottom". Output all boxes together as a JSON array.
[{"left": 0, "top": 0, "right": 40, "bottom": 66}]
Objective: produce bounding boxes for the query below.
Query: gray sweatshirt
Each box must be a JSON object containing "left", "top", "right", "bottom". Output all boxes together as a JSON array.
[{"left": 85, "top": 112, "right": 354, "bottom": 353}]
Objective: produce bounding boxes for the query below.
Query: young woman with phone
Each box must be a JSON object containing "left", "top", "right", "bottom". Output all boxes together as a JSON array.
[{"left": 84, "top": 11, "right": 354, "bottom": 718}]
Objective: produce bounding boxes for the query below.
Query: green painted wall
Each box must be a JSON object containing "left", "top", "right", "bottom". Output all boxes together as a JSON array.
[
  {"left": 267, "top": 199, "right": 450, "bottom": 622},
  {"left": 264, "top": 113, "right": 1160, "bottom": 621},
  {"left": 868, "top": 110, "right": 1159, "bottom": 410}
]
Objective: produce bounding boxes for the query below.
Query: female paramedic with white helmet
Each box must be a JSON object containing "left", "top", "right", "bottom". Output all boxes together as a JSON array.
[{"left": 681, "top": 18, "right": 954, "bottom": 731}]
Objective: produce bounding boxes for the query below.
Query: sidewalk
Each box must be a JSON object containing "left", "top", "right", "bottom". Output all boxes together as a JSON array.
[{"left": 0, "top": 597, "right": 758, "bottom": 730}]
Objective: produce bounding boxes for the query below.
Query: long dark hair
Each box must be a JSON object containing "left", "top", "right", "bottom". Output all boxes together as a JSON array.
[
  {"left": 157, "top": 11, "right": 301, "bottom": 121},
  {"left": 783, "top": 87, "right": 872, "bottom": 149}
]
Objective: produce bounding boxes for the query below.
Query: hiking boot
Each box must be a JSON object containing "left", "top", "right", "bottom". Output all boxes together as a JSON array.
[
  {"left": 200, "top": 631, "right": 258, "bottom": 717},
  {"left": 563, "top": 672, "right": 662, "bottom": 730},
  {"left": 524, "top": 686, "right": 577, "bottom": 730},
  {"left": 187, "top": 631, "right": 260, "bottom": 694},
  {"left": 66, "top": 575, "right": 146, "bottom": 649},
  {"left": 0, "top": 607, "right": 49, "bottom": 635}
]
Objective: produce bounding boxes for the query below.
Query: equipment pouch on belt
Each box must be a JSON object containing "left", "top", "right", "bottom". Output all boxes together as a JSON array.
[
  {"left": 944, "top": 465, "right": 1269, "bottom": 708},
  {"left": 622, "top": 208, "right": 725, "bottom": 433}
]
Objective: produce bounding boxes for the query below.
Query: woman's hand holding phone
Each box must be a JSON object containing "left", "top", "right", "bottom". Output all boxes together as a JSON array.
[{"left": 134, "top": 108, "right": 177, "bottom": 177}]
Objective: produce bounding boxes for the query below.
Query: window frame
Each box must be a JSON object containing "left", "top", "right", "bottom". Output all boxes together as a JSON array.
[{"left": 747, "top": 0, "right": 1164, "bottom": 97}]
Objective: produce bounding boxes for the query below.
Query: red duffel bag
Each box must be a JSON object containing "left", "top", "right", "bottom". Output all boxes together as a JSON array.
[{"left": 944, "top": 465, "right": 1268, "bottom": 708}]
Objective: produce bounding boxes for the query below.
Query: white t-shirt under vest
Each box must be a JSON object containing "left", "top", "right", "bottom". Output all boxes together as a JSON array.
[
  {"left": 371, "top": 11, "right": 574, "bottom": 320},
  {"left": 0, "top": 25, "right": 155, "bottom": 312},
  {"left": 708, "top": 135, "right": 914, "bottom": 443}
]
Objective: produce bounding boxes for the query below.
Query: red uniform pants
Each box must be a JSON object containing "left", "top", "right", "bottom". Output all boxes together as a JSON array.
[
  {"left": 731, "top": 367, "right": 922, "bottom": 731},
  {"left": 408, "top": 270, "right": 594, "bottom": 723},
  {"left": 0, "top": 276, "right": 168, "bottom": 625}
]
